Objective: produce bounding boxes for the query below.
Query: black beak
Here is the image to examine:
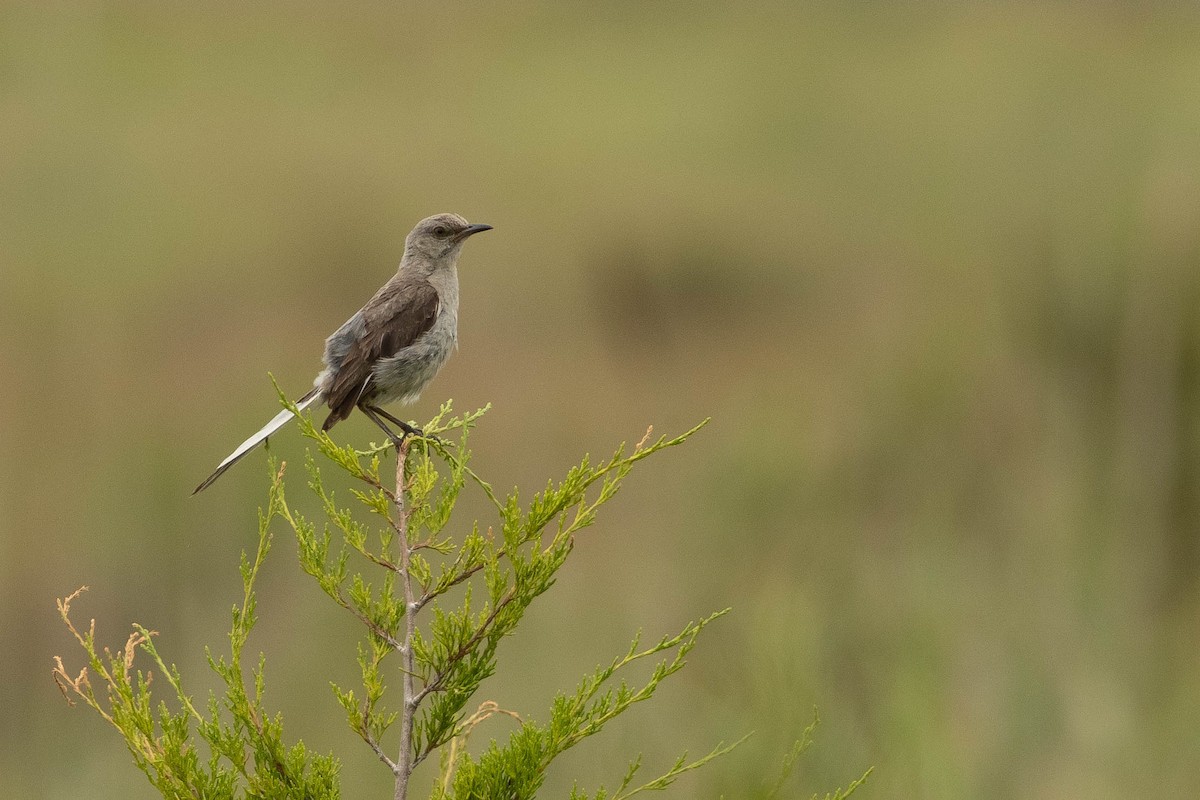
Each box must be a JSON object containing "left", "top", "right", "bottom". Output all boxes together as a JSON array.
[{"left": 455, "top": 223, "right": 493, "bottom": 241}]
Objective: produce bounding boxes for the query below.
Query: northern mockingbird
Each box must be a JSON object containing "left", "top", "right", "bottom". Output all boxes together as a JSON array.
[{"left": 194, "top": 213, "right": 491, "bottom": 494}]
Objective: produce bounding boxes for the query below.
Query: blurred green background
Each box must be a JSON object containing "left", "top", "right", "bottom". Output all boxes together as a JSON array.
[{"left": 4, "top": 2, "right": 1200, "bottom": 797}]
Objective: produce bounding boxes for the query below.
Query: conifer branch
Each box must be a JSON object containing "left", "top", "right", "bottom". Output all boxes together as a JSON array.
[{"left": 53, "top": 397, "right": 865, "bottom": 800}]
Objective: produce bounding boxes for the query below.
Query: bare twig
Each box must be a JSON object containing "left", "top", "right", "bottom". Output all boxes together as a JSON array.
[
  {"left": 394, "top": 438, "right": 417, "bottom": 800},
  {"left": 364, "top": 721, "right": 401, "bottom": 776}
]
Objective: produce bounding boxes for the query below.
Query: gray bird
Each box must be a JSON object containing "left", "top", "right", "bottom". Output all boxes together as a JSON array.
[{"left": 193, "top": 213, "right": 491, "bottom": 494}]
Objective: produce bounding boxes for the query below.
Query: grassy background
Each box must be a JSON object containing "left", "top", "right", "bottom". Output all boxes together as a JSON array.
[{"left": 4, "top": 2, "right": 1200, "bottom": 797}]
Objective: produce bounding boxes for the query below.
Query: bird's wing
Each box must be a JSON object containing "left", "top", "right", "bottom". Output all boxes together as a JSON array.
[{"left": 321, "top": 278, "right": 440, "bottom": 428}]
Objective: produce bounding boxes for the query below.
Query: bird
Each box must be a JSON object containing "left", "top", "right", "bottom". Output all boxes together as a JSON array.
[{"left": 193, "top": 212, "right": 492, "bottom": 494}]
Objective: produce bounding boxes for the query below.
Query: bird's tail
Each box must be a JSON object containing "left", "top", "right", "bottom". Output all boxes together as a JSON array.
[{"left": 192, "top": 388, "right": 321, "bottom": 494}]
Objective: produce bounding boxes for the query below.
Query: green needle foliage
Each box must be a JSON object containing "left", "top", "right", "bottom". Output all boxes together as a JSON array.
[
  {"left": 53, "top": 467, "right": 340, "bottom": 799},
  {"left": 58, "top": 399, "right": 796, "bottom": 799}
]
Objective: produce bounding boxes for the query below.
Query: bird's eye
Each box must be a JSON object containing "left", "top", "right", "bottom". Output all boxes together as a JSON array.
[{"left": 433, "top": 226, "right": 449, "bottom": 237}]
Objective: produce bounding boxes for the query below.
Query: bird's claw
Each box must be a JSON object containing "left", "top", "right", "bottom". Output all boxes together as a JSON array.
[{"left": 406, "top": 427, "right": 446, "bottom": 446}]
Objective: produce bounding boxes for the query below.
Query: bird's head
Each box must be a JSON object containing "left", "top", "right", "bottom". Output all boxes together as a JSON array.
[{"left": 405, "top": 213, "right": 492, "bottom": 264}]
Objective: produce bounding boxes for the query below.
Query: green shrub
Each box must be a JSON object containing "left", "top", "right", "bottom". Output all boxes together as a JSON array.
[{"left": 55, "top": 398, "right": 867, "bottom": 799}]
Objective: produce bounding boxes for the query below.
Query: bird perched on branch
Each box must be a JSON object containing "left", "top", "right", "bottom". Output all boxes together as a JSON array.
[{"left": 193, "top": 212, "right": 492, "bottom": 494}]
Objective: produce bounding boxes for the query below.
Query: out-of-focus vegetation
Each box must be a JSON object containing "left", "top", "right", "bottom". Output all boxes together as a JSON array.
[{"left": 5, "top": 3, "right": 1199, "bottom": 798}]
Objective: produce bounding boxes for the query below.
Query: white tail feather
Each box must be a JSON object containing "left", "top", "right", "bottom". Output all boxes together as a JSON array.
[{"left": 193, "top": 390, "right": 321, "bottom": 494}]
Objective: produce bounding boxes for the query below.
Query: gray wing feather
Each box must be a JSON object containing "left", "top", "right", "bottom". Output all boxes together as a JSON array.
[{"left": 321, "top": 279, "right": 440, "bottom": 428}]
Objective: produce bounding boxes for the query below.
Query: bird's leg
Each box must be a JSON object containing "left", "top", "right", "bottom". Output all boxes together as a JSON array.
[
  {"left": 370, "top": 405, "right": 440, "bottom": 442},
  {"left": 359, "top": 404, "right": 408, "bottom": 447}
]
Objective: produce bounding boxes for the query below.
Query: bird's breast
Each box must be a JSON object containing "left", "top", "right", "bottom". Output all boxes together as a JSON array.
[{"left": 369, "top": 311, "right": 457, "bottom": 405}]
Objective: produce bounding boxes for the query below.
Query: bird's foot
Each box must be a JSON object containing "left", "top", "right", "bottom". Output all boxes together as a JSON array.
[{"left": 401, "top": 424, "right": 445, "bottom": 446}]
